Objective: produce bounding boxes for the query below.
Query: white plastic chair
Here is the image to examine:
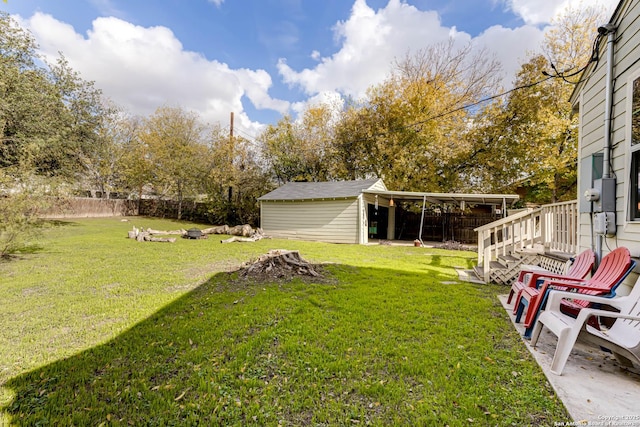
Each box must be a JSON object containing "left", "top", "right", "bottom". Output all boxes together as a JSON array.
[{"left": 530, "top": 278, "right": 640, "bottom": 375}]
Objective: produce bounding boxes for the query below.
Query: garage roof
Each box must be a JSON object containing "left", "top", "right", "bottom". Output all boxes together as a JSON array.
[{"left": 258, "top": 179, "right": 383, "bottom": 201}]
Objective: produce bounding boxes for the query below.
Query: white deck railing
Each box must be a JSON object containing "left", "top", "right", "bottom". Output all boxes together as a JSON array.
[{"left": 474, "top": 200, "right": 578, "bottom": 282}]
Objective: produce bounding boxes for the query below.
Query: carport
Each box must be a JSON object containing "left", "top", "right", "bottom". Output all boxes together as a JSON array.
[
  {"left": 258, "top": 179, "right": 519, "bottom": 245},
  {"left": 363, "top": 189, "right": 520, "bottom": 244}
]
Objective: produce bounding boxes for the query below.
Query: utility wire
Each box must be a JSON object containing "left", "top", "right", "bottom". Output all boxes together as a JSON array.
[
  {"left": 234, "top": 126, "right": 259, "bottom": 143},
  {"left": 357, "top": 29, "right": 605, "bottom": 142},
  {"left": 346, "top": 74, "right": 556, "bottom": 144},
  {"left": 219, "top": 32, "right": 604, "bottom": 148}
]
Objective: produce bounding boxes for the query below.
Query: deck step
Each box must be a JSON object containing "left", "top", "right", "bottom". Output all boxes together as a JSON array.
[
  {"left": 490, "top": 260, "right": 507, "bottom": 270},
  {"left": 457, "top": 269, "right": 485, "bottom": 284},
  {"left": 473, "top": 265, "right": 486, "bottom": 281},
  {"left": 499, "top": 254, "right": 520, "bottom": 263}
]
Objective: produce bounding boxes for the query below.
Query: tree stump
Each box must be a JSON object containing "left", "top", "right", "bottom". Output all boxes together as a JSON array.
[{"left": 239, "top": 250, "right": 319, "bottom": 279}]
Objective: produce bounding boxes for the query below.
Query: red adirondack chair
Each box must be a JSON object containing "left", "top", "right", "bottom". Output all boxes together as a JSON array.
[
  {"left": 507, "top": 249, "right": 595, "bottom": 312},
  {"left": 515, "top": 247, "right": 635, "bottom": 338}
]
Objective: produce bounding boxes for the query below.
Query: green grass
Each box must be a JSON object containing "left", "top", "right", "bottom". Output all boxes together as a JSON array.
[{"left": 0, "top": 217, "right": 570, "bottom": 425}]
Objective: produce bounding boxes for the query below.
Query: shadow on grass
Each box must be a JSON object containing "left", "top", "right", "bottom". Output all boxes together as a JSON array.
[
  {"left": 42, "top": 220, "right": 82, "bottom": 228},
  {"left": 2, "top": 264, "right": 568, "bottom": 426},
  {"left": 2, "top": 220, "right": 82, "bottom": 261}
]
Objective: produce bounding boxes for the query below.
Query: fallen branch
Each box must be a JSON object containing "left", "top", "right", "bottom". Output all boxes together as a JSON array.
[
  {"left": 144, "top": 235, "right": 177, "bottom": 243},
  {"left": 146, "top": 228, "right": 186, "bottom": 236},
  {"left": 127, "top": 227, "right": 176, "bottom": 243},
  {"left": 221, "top": 236, "right": 261, "bottom": 244},
  {"left": 202, "top": 225, "right": 229, "bottom": 235},
  {"left": 227, "top": 224, "right": 254, "bottom": 237},
  {"left": 221, "top": 228, "right": 268, "bottom": 243},
  {"left": 127, "top": 224, "right": 268, "bottom": 243}
]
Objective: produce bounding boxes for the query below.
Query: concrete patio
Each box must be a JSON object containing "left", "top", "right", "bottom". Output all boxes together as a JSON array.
[{"left": 499, "top": 295, "right": 640, "bottom": 424}]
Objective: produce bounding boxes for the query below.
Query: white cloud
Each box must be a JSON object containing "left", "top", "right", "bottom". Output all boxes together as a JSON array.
[
  {"left": 290, "top": 90, "right": 345, "bottom": 118},
  {"left": 20, "top": 12, "right": 285, "bottom": 135},
  {"left": 12, "top": 0, "right": 621, "bottom": 131},
  {"left": 278, "top": 0, "right": 457, "bottom": 99},
  {"left": 502, "top": 0, "right": 618, "bottom": 25},
  {"left": 278, "top": 0, "right": 618, "bottom": 103},
  {"left": 473, "top": 24, "right": 545, "bottom": 88}
]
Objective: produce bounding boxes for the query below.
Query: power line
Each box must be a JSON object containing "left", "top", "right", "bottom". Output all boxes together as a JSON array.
[
  {"left": 233, "top": 126, "right": 259, "bottom": 144},
  {"left": 212, "top": 34, "right": 601, "bottom": 148},
  {"left": 349, "top": 28, "right": 604, "bottom": 144},
  {"left": 342, "top": 74, "right": 556, "bottom": 145}
]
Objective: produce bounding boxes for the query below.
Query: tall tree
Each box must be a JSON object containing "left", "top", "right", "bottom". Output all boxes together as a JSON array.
[
  {"left": 260, "top": 103, "right": 335, "bottom": 184},
  {"left": 1, "top": 12, "right": 62, "bottom": 172},
  {"left": 138, "top": 106, "right": 207, "bottom": 219},
  {"left": 47, "top": 56, "right": 105, "bottom": 179},
  {"left": 333, "top": 39, "right": 501, "bottom": 192},
  {"left": 463, "top": 5, "right": 604, "bottom": 202},
  {"left": 0, "top": 12, "right": 76, "bottom": 255},
  {"left": 77, "top": 102, "right": 134, "bottom": 198},
  {"left": 205, "top": 125, "right": 272, "bottom": 225},
  {"left": 1, "top": 13, "right": 106, "bottom": 181},
  {"left": 118, "top": 115, "right": 153, "bottom": 206}
]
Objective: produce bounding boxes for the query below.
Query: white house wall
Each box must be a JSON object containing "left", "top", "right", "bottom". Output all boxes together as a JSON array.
[
  {"left": 366, "top": 179, "right": 388, "bottom": 192},
  {"left": 260, "top": 199, "right": 360, "bottom": 243},
  {"left": 577, "top": 0, "right": 640, "bottom": 287}
]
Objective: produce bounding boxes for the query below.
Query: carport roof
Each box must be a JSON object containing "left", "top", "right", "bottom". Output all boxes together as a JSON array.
[{"left": 363, "top": 190, "right": 519, "bottom": 206}]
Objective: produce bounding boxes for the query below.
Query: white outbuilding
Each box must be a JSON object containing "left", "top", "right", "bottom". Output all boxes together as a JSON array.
[
  {"left": 258, "top": 179, "right": 519, "bottom": 244},
  {"left": 258, "top": 179, "right": 386, "bottom": 244}
]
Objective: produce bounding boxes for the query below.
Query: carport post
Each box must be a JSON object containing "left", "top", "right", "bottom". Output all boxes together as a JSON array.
[{"left": 418, "top": 194, "right": 426, "bottom": 246}]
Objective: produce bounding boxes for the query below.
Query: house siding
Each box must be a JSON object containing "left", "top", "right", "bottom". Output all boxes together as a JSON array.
[
  {"left": 576, "top": 0, "right": 640, "bottom": 291},
  {"left": 366, "top": 179, "right": 388, "bottom": 192},
  {"left": 260, "top": 199, "right": 360, "bottom": 243}
]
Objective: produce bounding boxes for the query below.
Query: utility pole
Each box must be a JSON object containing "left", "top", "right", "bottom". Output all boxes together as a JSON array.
[{"left": 228, "top": 112, "right": 234, "bottom": 202}]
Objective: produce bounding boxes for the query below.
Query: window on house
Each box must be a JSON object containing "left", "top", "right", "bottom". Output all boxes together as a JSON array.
[
  {"left": 631, "top": 151, "right": 640, "bottom": 219},
  {"left": 630, "top": 77, "right": 640, "bottom": 220}
]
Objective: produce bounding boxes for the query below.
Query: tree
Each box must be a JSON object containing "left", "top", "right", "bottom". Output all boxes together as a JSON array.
[
  {"left": 332, "top": 39, "right": 501, "bottom": 192},
  {"left": 259, "top": 103, "right": 335, "bottom": 184},
  {"left": 118, "top": 115, "right": 153, "bottom": 207},
  {"left": 331, "top": 100, "right": 371, "bottom": 181},
  {"left": 47, "top": 56, "right": 106, "bottom": 180},
  {"left": 0, "top": 167, "right": 57, "bottom": 258},
  {"left": 1, "top": 12, "right": 61, "bottom": 172},
  {"left": 205, "top": 125, "right": 273, "bottom": 225},
  {"left": 77, "top": 102, "right": 133, "bottom": 198},
  {"left": 1, "top": 13, "right": 107, "bottom": 182},
  {"left": 138, "top": 106, "right": 208, "bottom": 219},
  {"left": 462, "top": 5, "right": 605, "bottom": 202},
  {"left": 0, "top": 12, "right": 72, "bottom": 256}
]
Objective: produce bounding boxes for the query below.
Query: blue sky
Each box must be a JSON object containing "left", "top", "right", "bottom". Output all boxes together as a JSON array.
[{"left": 1, "top": 0, "right": 617, "bottom": 139}]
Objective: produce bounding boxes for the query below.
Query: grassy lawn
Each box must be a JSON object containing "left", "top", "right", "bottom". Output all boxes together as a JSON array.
[{"left": 0, "top": 218, "right": 570, "bottom": 425}]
